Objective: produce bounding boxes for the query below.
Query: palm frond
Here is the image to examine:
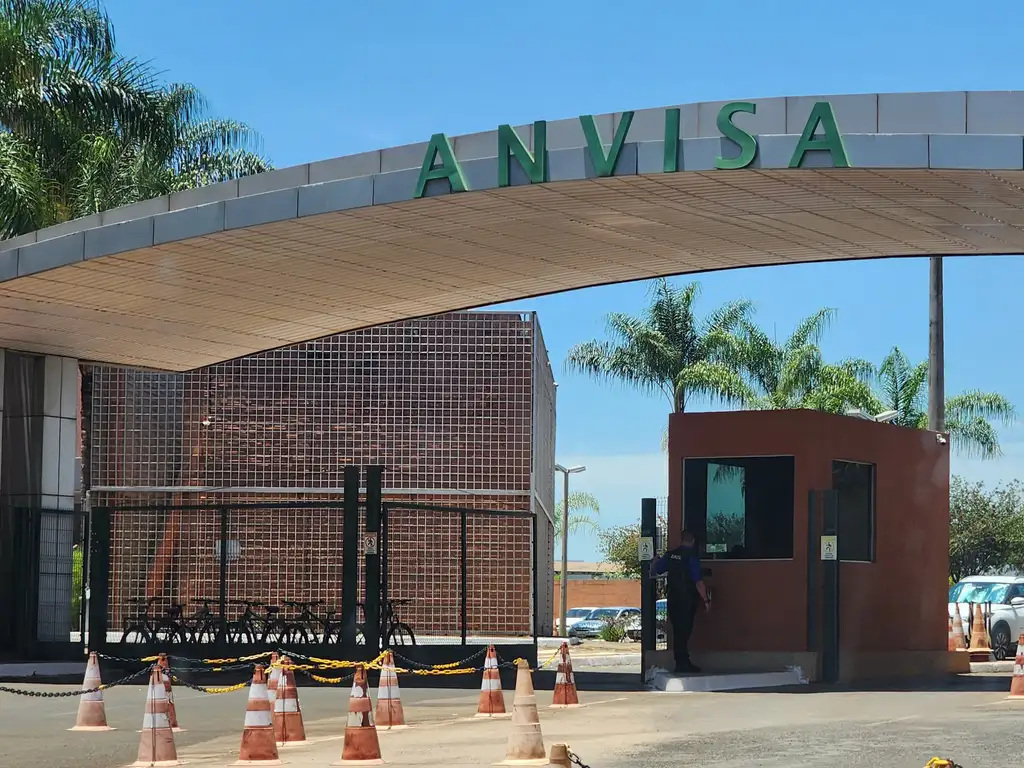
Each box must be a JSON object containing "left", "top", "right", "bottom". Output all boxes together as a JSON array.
[
  {"left": 946, "top": 390, "right": 1016, "bottom": 427},
  {"left": 946, "top": 415, "right": 1003, "bottom": 459}
]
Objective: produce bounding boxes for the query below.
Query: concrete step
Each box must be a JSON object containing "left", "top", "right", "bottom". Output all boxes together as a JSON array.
[{"left": 650, "top": 667, "right": 808, "bottom": 693}]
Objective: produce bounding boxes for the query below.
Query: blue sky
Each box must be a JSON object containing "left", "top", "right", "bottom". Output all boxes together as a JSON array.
[{"left": 104, "top": 0, "right": 1024, "bottom": 559}]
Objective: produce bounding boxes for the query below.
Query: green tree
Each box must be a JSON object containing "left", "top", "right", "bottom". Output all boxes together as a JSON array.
[
  {"left": 71, "top": 84, "right": 270, "bottom": 214},
  {"left": 719, "top": 307, "right": 879, "bottom": 413},
  {"left": 565, "top": 279, "right": 755, "bottom": 414},
  {"left": 873, "top": 346, "right": 1015, "bottom": 458},
  {"left": 0, "top": 0, "right": 271, "bottom": 237},
  {"left": 553, "top": 491, "right": 600, "bottom": 548},
  {"left": 597, "top": 514, "right": 667, "bottom": 580},
  {"left": 949, "top": 475, "right": 1024, "bottom": 582},
  {"left": 0, "top": 0, "right": 171, "bottom": 235}
]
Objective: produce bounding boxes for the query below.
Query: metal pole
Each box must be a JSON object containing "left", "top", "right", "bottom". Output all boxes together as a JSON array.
[
  {"left": 460, "top": 509, "right": 468, "bottom": 645},
  {"left": 559, "top": 469, "right": 570, "bottom": 638},
  {"left": 218, "top": 507, "right": 229, "bottom": 643},
  {"left": 928, "top": 255, "right": 945, "bottom": 432}
]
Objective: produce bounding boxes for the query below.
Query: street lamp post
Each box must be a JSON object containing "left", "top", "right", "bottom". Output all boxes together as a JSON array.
[{"left": 555, "top": 463, "right": 586, "bottom": 638}]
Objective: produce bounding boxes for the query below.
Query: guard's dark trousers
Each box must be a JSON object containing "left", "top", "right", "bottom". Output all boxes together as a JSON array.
[{"left": 669, "top": 599, "right": 699, "bottom": 672}]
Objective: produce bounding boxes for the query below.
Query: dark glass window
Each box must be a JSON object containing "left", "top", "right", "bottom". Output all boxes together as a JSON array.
[
  {"left": 833, "top": 460, "right": 874, "bottom": 562},
  {"left": 683, "top": 456, "right": 795, "bottom": 560}
]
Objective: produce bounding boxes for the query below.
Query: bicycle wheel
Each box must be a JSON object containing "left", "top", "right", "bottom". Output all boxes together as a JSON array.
[
  {"left": 152, "top": 622, "right": 182, "bottom": 644},
  {"left": 263, "top": 620, "right": 290, "bottom": 646},
  {"left": 387, "top": 622, "right": 416, "bottom": 647},
  {"left": 289, "top": 626, "right": 313, "bottom": 645},
  {"left": 225, "top": 622, "right": 254, "bottom": 645},
  {"left": 122, "top": 624, "right": 151, "bottom": 644}
]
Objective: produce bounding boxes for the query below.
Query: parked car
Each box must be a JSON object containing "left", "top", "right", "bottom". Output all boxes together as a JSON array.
[
  {"left": 554, "top": 607, "right": 598, "bottom": 635},
  {"left": 948, "top": 575, "right": 1024, "bottom": 659},
  {"left": 623, "top": 599, "right": 667, "bottom": 643},
  {"left": 568, "top": 606, "right": 640, "bottom": 639}
]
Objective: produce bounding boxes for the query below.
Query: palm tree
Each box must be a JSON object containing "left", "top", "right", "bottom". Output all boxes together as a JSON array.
[
  {"left": 873, "top": 346, "right": 1015, "bottom": 458},
  {"left": 553, "top": 491, "right": 600, "bottom": 546},
  {"left": 565, "top": 279, "right": 755, "bottom": 413},
  {"left": 720, "top": 307, "right": 880, "bottom": 414},
  {"left": 0, "top": 1, "right": 271, "bottom": 236},
  {"left": 71, "top": 84, "right": 270, "bottom": 215},
  {"left": 0, "top": 0, "right": 170, "bottom": 235}
]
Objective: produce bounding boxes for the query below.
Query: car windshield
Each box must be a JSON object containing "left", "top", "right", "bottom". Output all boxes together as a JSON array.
[
  {"left": 588, "top": 609, "right": 619, "bottom": 620},
  {"left": 950, "top": 581, "right": 1013, "bottom": 604},
  {"left": 566, "top": 608, "right": 592, "bottom": 618}
]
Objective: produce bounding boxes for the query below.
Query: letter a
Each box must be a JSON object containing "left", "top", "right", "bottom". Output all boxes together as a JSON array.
[
  {"left": 789, "top": 102, "right": 851, "bottom": 168},
  {"left": 414, "top": 133, "right": 469, "bottom": 198}
]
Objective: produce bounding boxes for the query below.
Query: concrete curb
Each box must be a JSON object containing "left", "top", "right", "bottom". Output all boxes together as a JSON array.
[
  {"left": 971, "top": 660, "right": 1014, "bottom": 674},
  {"left": 541, "top": 653, "right": 641, "bottom": 669}
]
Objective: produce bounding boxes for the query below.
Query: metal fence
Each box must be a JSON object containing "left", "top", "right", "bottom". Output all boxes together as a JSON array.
[
  {"left": 0, "top": 506, "right": 87, "bottom": 659},
  {"left": 86, "top": 495, "right": 538, "bottom": 662},
  {"left": 381, "top": 502, "right": 536, "bottom": 645}
]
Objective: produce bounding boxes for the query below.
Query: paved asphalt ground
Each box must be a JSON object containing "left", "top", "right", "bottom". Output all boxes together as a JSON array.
[{"left": 5, "top": 672, "right": 1021, "bottom": 768}]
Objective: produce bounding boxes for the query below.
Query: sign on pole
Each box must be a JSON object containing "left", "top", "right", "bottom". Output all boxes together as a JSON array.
[
  {"left": 820, "top": 535, "right": 837, "bottom": 561},
  {"left": 638, "top": 536, "right": 655, "bottom": 562},
  {"left": 362, "top": 532, "right": 378, "bottom": 556}
]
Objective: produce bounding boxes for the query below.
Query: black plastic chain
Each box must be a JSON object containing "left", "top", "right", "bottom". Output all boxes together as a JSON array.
[
  {"left": 568, "top": 750, "right": 591, "bottom": 768},
  {"left": 0, "top": 665, "right": 150, "bottom": 697},
  {"left": 391, "top": 646, "right": 486, "bottom": 670},
  {"left": 297, "top": 668, "right": 357, "bottom": 685},
  {"left": 167, "top": 670, "right": 251, "bottom": 695}
]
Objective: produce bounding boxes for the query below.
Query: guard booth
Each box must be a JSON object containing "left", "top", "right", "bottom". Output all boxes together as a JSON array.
[{"left": 641, "top": 409, "right": 967, "bottom": 684}]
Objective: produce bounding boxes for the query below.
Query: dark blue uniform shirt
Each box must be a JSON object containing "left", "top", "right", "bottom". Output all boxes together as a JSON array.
[{"left": 652, "top": 546, "right": 702, "bottom": 582}]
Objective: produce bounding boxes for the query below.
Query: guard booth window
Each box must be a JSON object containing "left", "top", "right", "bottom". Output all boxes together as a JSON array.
[
  {"left": 832, "top": 460, "right": 875, "bottom": 562},
  {"left": 683, "top": 456, "right": 795, "bottom": 559}
]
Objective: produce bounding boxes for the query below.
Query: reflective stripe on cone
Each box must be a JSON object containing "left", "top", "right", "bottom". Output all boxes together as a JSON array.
[
  {"left": 374, "top": 651, "right": 407, "bottom": 730},
  {"left": 132, "top": 667, "right": 181, "bottom": 767},
  {"left": 335, "top": 664, "right": 383, "bottom": 765},
  {"left": 476, "top": 645, "right": 507, "bottom": 718},
  {"left": 69, "top": 652, "right": 115, "bottom": 732},
  {"left": 273, "top": 658, "right": 308, "bottom": 747},
  {"left": 234, "top": 665, "right": 281, "bottom": 765}
]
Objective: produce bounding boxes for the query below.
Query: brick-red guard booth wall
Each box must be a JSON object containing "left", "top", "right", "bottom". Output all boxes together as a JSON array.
[{"left": 666, "top": 409, "right": 949, "bottom": 656}]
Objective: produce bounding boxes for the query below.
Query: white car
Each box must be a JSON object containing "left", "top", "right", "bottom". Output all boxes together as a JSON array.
[
  {"left": 623, "top": 599, "right": 667, "bottom": 643},
  {"left": 555, "top": 607, "right": 598, "bottom": 635},
  {"left": 949, "top": 575, "right": 1024, "bottom": 660}
]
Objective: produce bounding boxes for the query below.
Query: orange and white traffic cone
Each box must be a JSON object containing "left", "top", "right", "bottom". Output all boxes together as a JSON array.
[
  {"left": 133, "top": 666, "right": 181, "bottom": 767},
  {"left": 337, "top": 664, "right": 383, "bottom": 764},
  {"left": 69, "top": 652, "right": 114, "bottom": 731},
  {"left": 475, "top": 645, "right": 507, "bottom": 717},
  {"left": 500, "top": 659, "right": 547, "bottom": 765},
  {"left": 1009, "top": 635, "right": 1024, "bottom": 700},
  {"left": 968, "top": 603, "right": 992, "bottom": 662},
  {"left": 273, "top": 657, "right": 308, "bottom": 747},
  {"left": 374, "top": 651, "right": 407, "bottom": 729},
  {"left": 234, "top": 665, "right": 281, "bottom": 765},
  {"left": 267, "top": 652, "right": 281, "bottom": 708},
  {"left": 157, "top": 654, "right": 184, "bottom": 733},
  {"left": 551, "top": 643, "right": 580, "bottom": 708},
  {"left": 548, "top": 744, "right": 572, "bottom": 768},
  {"left": 949, "top": 609, "right": 967, "bottom": 652}
]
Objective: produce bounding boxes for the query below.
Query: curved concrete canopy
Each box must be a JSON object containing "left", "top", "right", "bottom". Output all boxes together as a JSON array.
[{"left": 3, "top": 90, "right": 1024, "bottom": 370}]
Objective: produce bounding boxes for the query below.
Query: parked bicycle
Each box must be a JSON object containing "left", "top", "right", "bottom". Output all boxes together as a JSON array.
[
  {"left": 121, "top": 597, "right": 186, "bottom": 644},
  {"left": 356, "top": 598, "right": 416, "bottom": 647},
  {"left": 225, "top": 600, "right": 280, "bottom": 644},
  {"left": 179, "top": 598, "right": 221, "bottom": 643},
  {"left": 278, "top": 599, "right": 341, "bottom": 644}
]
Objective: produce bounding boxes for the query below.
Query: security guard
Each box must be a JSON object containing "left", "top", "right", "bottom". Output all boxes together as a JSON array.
[{"left": 650, "top": 530, "right": 710, "bottom": 674}]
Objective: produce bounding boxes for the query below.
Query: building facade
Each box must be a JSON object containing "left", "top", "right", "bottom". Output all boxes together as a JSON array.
[{"left": 86, "top": 311, "right": 556, "bottom": 640}]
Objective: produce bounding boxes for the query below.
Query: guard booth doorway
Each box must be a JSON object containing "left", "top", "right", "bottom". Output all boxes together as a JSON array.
[{"left": 642, "top": 408, "right": 959, "bottom": 685}]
